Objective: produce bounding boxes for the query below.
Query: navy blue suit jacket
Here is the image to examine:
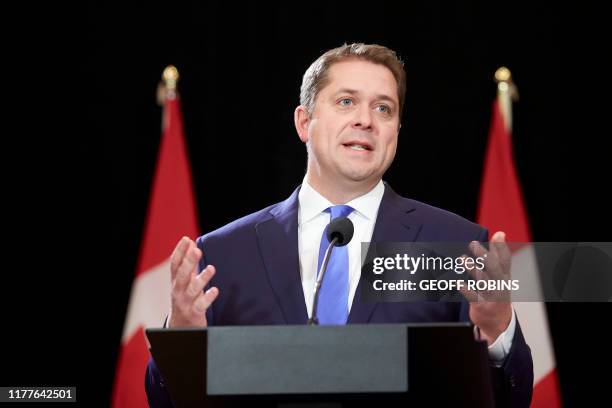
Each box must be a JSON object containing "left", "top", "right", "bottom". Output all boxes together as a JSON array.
[{"left": 145, "top": 184, "right": 533, "bottom": 407}]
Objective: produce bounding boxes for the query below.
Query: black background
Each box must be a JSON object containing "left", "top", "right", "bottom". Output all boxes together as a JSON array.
[{"left": 3, "top": 1, "right": 610, "bottom": 406}]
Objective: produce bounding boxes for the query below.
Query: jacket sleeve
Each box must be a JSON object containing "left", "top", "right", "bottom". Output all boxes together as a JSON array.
[
  {"left": 145, "top": 356, "right": 175, "bottom": 408},
  {"left": 490, "top": 319, "right": 534, "bottom": 408}
]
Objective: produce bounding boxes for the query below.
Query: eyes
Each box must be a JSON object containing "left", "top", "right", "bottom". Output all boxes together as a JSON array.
[
  {"left": 376, "top": 105, "right": 390, "bottom": 114},
  {"left": 339, "top": 98, "right": 353, "bottom": 107},
  {"left": 337, "top": 97, "right": 393, "bottom": 116}
]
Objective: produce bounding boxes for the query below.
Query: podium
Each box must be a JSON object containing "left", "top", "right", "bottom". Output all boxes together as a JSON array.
[{"left": 146, "top": 323, "right": 494, "bottom": 407}]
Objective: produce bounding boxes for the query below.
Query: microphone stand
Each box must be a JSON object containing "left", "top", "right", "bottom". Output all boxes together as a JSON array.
[{"left": 307, "top": 236, "right": 339, "bottom": 325}]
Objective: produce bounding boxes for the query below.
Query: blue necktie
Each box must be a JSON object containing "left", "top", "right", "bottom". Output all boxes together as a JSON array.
[{"left": 316, "top": 205, "right": 354, "bottom": 325}]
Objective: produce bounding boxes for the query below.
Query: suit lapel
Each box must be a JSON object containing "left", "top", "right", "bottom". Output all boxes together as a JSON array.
[
  {"left": 255, "top": 187, "right": 308, "bottom": 324},
  {"left": 348, "top": 183, "right": 423, "bottom": 323}
]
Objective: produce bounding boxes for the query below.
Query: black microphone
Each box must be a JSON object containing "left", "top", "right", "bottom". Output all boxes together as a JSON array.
[{"left": 308, "top": 217, "right": 354, "bottom": 325}]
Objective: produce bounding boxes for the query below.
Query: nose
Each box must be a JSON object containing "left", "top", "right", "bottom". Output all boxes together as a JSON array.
[{"left": 352, "top": 105, "right": 373, "bottom": 131}]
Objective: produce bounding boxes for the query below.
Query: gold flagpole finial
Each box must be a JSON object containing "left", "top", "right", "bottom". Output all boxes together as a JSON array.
[
  {"left": 157, "top": 65, "right": 180, "bottom": 105},
  {"left": 162, "top": 65, "right": 180, "bottom": 90},
  {"left": 494, "top": 66, "right": 519, "bottom": 101},
  {"left": 494, "top": 66, "right": 512, "bottom": 83}
]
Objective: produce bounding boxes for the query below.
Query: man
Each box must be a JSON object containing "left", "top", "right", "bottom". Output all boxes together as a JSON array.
[{"left": 145, "top": 43, "right": 533, "bottom": 407}]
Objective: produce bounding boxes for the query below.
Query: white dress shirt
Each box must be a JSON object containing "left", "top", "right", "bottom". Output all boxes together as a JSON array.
[
  {"left": 298, "top": 178, "right": 385, "bottom": 317},
  {"left": 296, "top": 177, "right": 515, "bottom": 364}
]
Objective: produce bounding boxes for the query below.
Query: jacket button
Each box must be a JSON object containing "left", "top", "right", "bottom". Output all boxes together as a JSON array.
[{"left": 509, "top": 376, "right": 516, "bottom": 388}]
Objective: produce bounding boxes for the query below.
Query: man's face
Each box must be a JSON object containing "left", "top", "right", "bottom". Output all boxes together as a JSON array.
[{"left": 297, "top": 59, "right": 400, "bottom": 192}]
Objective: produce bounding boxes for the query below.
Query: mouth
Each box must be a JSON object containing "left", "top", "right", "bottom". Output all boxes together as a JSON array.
[{"left": 342, "top": 141, "right": 373, "bottom": 152}]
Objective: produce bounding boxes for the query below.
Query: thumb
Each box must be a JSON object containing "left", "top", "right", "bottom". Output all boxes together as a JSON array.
[{"left": 491, "top": 231, "right": 506, "bottom": 243}]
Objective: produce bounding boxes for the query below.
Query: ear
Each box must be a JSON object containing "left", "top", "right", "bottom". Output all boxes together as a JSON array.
[{"left": 294, "top": 105, "right": 311, "bottom": 144}]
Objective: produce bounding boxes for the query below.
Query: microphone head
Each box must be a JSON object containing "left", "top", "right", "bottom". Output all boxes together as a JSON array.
[{"left": 326, "top": 217, "right": 354, "bottom": 247}]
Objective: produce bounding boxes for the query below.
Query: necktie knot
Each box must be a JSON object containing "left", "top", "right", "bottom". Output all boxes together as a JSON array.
[{"left": 327, "top": 205, "right": 354, "bottom": 220}]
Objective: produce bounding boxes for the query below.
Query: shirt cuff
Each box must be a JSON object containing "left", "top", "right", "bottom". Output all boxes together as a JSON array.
[{"left": 486, "top": 308, "right": 516, "bottom": 367}]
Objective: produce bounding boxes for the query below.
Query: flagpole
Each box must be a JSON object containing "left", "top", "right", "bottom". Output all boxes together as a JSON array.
[
  {"left": 113, "top": 61, "right": 200, "bottom": 408},
  {"left": 487, "top": 67, "right": 563, "bottom": 407}
]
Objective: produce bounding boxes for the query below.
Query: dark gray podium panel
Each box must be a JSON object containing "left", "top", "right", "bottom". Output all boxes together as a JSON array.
[
  {"left": 207, "top": 324, "right": 407, "bottom": 395},
  {"left": 146, "top": 322, "right": 493, "bottom": 408}
]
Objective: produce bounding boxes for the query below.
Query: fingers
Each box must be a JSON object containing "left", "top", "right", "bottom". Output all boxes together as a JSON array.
[
  {"left": 469, "top": 240, "right": 490, "bottom": 265},
  {"left": 464, "top": 243, "right": 494, "bottom": 300},
  {"left": 491, "top": 231, "right": 512, "bottom": 274},
  {"left": 459, "top": 253, "right": 488, "bottom": 302},
  {"left": 170, "top": 265, "right": 219, "bottom": 328},
  {"left": 170, "top": 236, "right": 192, "bottom": 282},
  {"left": 168, "top": 237, "right": 219, "bottom": 328},
  {"left": 193, "top": 286, "right": 220, "bottom": 314},
  {"left": 463, "top": 234, "right": 513, "bottom": 302},
  {"left": 185, "top": 265, "right": 216, "bottom": 300},
  {"left": 174, "top": 241, "right": 202, "bottom": 292},
  {"left": 469, "top": 240, "right": 503, "bottom": 279},
  {"left": 460, "top": 254, "right": 486, "bottom": 282}
]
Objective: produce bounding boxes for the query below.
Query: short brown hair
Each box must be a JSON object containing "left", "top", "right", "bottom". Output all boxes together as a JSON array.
[{"left": 300, "top": 43, "right": 406, "bottom": 120}]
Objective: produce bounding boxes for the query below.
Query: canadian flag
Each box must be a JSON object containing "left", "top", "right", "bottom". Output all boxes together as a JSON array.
[
  {"left": 477, "top": 69, "right": 562, "bottom": 407},
  {"left": 112, "top": 69, "right": 199, "bottom": 407}
]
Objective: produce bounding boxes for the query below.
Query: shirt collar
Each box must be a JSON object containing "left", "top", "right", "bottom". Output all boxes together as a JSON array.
[{"left": 298, "top": 176, "right": 385, "bottom": 225}]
